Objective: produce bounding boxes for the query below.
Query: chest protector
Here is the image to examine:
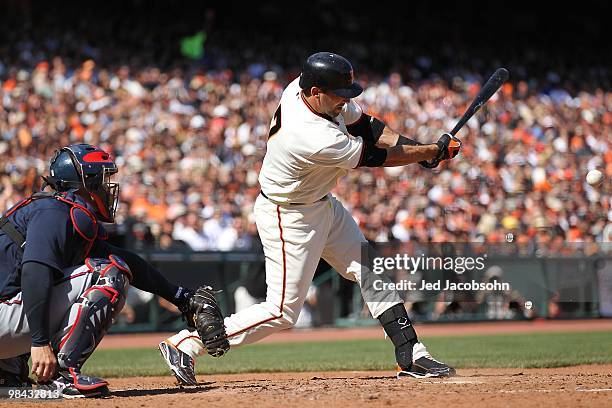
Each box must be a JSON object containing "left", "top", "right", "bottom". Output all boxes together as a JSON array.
[{"left": 0, "top": 192, "right": 107, "bottom": 264}]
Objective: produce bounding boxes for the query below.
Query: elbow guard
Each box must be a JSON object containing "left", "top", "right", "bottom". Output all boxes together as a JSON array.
[
  {"left": 347, "top": 114, "right": 385, "bottom": 144},
  {"left": 358, "top": 142, "right": 387, "bottom": 167}
]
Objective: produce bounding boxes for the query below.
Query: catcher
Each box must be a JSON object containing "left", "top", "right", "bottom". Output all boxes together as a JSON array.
[{"left": 0, "top": 144, "right": 228, "bottom": 397}]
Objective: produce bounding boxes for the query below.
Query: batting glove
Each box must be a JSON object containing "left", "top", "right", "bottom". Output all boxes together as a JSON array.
[{"left": 419, "top": 133, "right": 461, "bottom": 168}]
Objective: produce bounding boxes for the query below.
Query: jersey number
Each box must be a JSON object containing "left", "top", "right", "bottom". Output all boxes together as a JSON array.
[{"left": 268, "top": 105, "right": 282, "bottom": 139}]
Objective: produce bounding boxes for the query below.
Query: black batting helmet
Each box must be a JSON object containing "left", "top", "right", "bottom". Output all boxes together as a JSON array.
[
  {"left": 299, "top": 52, "right": 363, "bottom": 98},
  {"left": 43, "top": 144, "right": 119, "bottom": 223}
]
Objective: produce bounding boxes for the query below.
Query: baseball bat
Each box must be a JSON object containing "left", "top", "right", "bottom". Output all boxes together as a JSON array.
[{"left": 450, "top": 67, "right": 509, "bottom": 139}]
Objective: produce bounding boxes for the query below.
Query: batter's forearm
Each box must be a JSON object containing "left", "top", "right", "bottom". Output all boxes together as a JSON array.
[
  {"left": 376, "top": 127, "right": 423, "bottom": 149},
  {"left": 383, "top": 144, "right": 439, "bottom": 167}
]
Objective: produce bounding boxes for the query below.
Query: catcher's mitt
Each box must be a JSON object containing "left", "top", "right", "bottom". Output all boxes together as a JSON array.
[{"left": 180, "top": 286, "right": 230, "bottom": 357}]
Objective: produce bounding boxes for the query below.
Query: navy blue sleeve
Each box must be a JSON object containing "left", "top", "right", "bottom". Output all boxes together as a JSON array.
[
  {"left": 22, "top": 209, "right": 74, "bottom": 271},
  {"left": 93, "top": 241, "right": 181, "bottom": 306},
  {"left": 21, "top": 261, "right": 54, "bottom": 346}
]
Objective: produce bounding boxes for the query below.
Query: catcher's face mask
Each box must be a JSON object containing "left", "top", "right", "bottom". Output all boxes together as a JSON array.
[{"left": 46, "top": 144, "right": 120, "bottom": 223}]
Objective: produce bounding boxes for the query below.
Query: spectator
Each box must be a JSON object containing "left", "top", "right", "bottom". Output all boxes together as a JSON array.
[{"left": 0, "top": 2, "right": 609, "bottom": 254}]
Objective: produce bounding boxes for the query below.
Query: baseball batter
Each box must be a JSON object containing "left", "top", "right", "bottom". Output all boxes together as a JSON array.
[{"left": 161, "top": 52, "right": 460, "bottom": 382}]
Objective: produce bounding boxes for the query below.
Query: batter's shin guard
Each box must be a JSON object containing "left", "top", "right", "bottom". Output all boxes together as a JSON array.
[
  {"left": 56, "top": 256, "right": 131, "bottom": 371},
  {"left": 378, "top": 304, "right": 418, "bottom": 371}
]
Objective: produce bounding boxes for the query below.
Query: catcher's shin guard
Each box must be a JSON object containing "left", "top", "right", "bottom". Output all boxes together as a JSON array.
[{"left": 56, "top": 256, "right": 131, "bottom": 370}]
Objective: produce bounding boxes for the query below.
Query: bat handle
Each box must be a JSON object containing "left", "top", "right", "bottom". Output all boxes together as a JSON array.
[
  {"left": 448, "top": 131, "right": 462, "bottom": 144},
  {"left": 449, "top": 122, "right": 465, "bottom": 139}
]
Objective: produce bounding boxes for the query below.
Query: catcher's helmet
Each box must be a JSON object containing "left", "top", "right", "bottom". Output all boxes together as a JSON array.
[
  {"left": 44, "top": 144, "right": 119, "bottom": 222},
  {"left": 299, "top": 52, "right": 363, "bottom": 98}
]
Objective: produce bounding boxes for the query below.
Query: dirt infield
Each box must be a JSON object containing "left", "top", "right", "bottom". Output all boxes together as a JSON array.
[
  {"left": 7, "top": 321, "right": 611, "bottom": 406},
  {"left": 10, "top": 365, "right": 612, "bottom": 407}
]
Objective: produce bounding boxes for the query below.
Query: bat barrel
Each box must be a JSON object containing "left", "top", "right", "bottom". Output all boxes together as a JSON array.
[
  {"left": 449, "top": 67, "right": 509, "bottom": 137},
  {"left": 493, "top": 68, "right": 509, "bottom": 83}
]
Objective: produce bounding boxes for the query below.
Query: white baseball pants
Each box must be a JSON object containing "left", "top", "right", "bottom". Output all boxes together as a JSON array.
[{"left": 169, "top": 194, "right": 402, "bottom": 358}]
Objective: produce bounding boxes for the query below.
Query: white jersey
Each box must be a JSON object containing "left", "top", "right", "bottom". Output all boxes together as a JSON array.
[{"left": 258, "top": 78, "right": 365, "bottom": 204}]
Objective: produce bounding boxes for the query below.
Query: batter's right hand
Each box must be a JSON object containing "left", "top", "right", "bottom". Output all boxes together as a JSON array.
[
  {"left": 419, "top": 133, "right": 462, "bottom": 169},
  {"left": 435, "top": 133, "right": 461, "bottom": 161},
  {"left": 31, "top": 344, "right": 57, "bottom": 382}
]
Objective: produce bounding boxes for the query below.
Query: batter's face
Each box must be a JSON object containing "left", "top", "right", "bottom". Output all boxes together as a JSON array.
[{"left": 312, "top": 88, "right": 350, "bottom": 117}]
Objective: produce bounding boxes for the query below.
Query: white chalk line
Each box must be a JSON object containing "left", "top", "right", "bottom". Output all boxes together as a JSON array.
[{"left": 575, "top": 388, "right": 612, "bottom": 392}]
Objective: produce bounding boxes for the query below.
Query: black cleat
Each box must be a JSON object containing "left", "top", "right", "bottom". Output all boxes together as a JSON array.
[
  {"left": 158, "top": 340, "right": 197, "bottom": 386},
  {"left": 37, "top": 369, "right": 109, "bottom": 398},
  {"left": 397, "top": 342, "right": 456, "bottom": 379}
]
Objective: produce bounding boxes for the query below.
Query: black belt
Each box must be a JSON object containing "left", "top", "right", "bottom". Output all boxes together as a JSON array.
[{"left": 260, "top": 191, "right": 328, "bottom": 205}]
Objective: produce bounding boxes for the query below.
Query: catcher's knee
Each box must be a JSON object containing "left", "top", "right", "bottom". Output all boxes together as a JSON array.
[
  {"left": 57, "top": 256, "right": 131, "bottom": 369},
  {"left": 88, "top": 255, "right": 131, "bottom": 317}
]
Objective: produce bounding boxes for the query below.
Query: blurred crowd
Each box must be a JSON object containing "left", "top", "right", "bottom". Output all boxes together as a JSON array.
[
  {"left": 1, "top": 58, "right": 609, "bottom": 252},
  {"left": 0, "top": 1, "right": 610, "bottom": 255}
]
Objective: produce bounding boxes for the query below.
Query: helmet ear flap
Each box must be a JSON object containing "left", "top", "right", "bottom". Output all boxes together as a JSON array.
[{"left": 46, "top": 148, "right": 83, "bottom": 192}]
